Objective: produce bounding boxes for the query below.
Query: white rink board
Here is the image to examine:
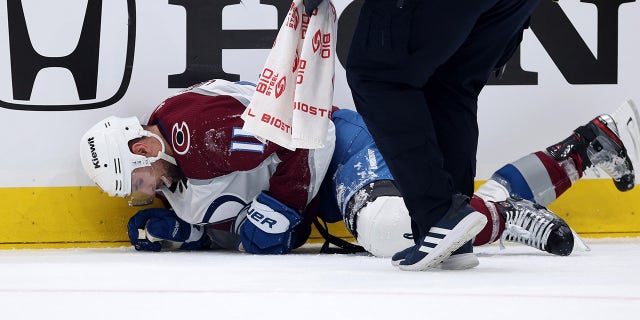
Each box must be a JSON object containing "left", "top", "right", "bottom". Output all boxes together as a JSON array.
[{"left": 1, "top": 0, "right": 639, "bottom": 187}]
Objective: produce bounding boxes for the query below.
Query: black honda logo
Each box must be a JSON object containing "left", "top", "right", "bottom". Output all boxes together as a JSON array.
[{"left": 0, "top": 0, "right": 136, "bottom": 111}]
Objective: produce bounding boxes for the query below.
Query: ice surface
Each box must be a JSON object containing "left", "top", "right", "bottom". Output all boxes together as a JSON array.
[{"left": 0, "top": 239, "right": 638, "bottom": 319}]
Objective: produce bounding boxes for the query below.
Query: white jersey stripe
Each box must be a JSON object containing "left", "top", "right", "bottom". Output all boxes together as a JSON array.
[
  {"left": 230, "top": 141, "right": 265, "bottom": 153},
  {"left": 232, "top": 127, "right": 258, "bottom": 138}
]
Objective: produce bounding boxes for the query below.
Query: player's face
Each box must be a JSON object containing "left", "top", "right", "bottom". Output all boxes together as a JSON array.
[
  {"left": 152, "top": 159, "right": 183, "bottom": 188},
  {"left": 128, "top": 166, "right": 156, "bottom": 206}
]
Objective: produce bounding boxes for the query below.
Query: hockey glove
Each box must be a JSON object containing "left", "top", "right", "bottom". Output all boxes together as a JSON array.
[
  {"left": 239, "top": 192, "right": 303, "bottom": 254},
  {"left": 304, "top": 0, "right": 325, "bottom": 15},
  {"left": 127, "top": 208, "right": 207, "bottom": 251}
]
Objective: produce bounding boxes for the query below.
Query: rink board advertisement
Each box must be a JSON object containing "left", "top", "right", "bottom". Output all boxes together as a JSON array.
[{"left": 1, "top": 0, "right": 639, "bottom": 247}]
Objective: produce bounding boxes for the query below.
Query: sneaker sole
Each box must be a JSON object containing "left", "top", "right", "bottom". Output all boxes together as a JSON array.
[
  {"left": 439, "top": 252, "right": 480, "bottom": 270},
  {"left": 392, "top": 251, "right": 480, "bottom": 269},
  {"left": 398, "top": 212, "right": 487, "bottom": 271}
]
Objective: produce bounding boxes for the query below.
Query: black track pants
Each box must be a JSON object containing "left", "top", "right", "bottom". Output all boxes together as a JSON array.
[{"left": 346, "top": 0, "right": 540, "bottom": 235}]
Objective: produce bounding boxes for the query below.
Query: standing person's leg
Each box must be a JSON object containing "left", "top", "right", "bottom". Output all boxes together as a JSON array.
[
  {"left": 347, "top": 0, "right": 498, "bottom": 239},
  {"left": 423, "top": 79, "right": 479, "bottom": 199},
  {"left": 424, "top": 0, "right": 540, "bottom": 198},
  {"left": 348, "top": 80, "right": 454, "bottom": 236},
  {"left": 347, "top": 0, "right": 540, "bottom": 270},
  {"left": 346, "top": 0, "right": 499, "bottom": 270}
]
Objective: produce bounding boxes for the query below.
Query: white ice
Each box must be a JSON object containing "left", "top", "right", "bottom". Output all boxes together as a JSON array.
[{"left": 0, "top": 238, "right": 639, "bottom": 320}]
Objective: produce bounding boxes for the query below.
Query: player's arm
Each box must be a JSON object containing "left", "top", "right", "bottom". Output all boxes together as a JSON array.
[
  {"left": 235, "top": 145, "right": 325, "bottom": 254},
  {"left": 237, "top": 192, "right": 303, "bottom": 254},
  {"left": 267, "top": 121, "right": 335, "bottom": 211},
  {"left": 268, "top": 148, "right": 314, "bottom": 211}
]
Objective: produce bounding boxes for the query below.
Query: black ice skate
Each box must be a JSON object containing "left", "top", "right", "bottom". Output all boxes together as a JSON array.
[
  {"left": 546, "top": 113, "right": 635, "bottom": 192},
  {"left": 586, "top": 114, "right": 635, "bottom": 191},
  {"left": 496, "top": 197, "right": 574, "bottom": 256}
]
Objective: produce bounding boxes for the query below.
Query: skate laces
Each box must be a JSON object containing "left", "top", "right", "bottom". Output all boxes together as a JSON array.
[{"left": 499, "top": 201, "right": 555, "bottom": 251}]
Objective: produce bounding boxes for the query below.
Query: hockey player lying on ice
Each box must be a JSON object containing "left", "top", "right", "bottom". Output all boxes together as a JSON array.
[{"left": 79, "top": 79, "right": 638, "bottom": 270}]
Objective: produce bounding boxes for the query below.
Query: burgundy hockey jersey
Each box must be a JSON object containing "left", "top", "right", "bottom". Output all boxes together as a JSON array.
[{"left": 148, "top": 79, "right": 335, "bottom": 228}]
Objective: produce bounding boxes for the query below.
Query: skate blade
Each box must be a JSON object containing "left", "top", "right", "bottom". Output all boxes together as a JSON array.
[
  {"left": 571, "top": 229, "right": 591, "bottom": 252},
  {"left": 611, "top": 99, "right": 640, "bottom": 184}
]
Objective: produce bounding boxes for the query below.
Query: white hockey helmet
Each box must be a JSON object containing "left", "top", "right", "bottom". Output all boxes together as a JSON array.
[
  {"left": 355, "top": 196, "right": 414, "bottom": 257},
  {"left": 79, "top": 116, "right": 171, "bottom": 206}
]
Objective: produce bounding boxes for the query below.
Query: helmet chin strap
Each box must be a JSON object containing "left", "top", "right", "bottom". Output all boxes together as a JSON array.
[
  {"left": 156, "top": 151, "right": 177, "bottom": 165},
  {"left": 160, "top": 176, "right": 173, "bottom": 188},
  {"left": 133, "top": 130, "right": 178, "bottom": 189},
  {"left": 143, "top": 131, "right": 177, "bottom": 166}
]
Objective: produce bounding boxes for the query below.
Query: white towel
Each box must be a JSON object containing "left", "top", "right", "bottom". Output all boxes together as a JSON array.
[{"left": 241, "top": 0, "right": 337, "bottom": 150}]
